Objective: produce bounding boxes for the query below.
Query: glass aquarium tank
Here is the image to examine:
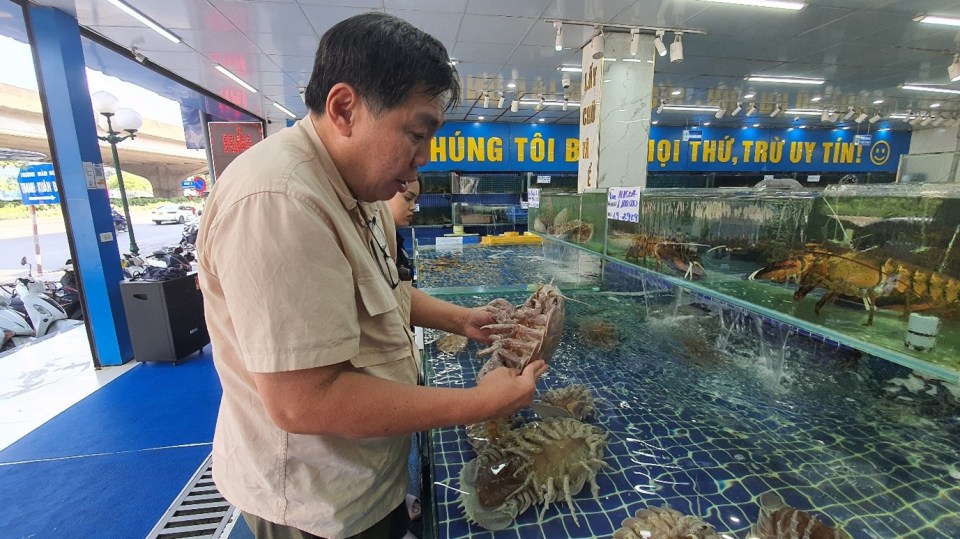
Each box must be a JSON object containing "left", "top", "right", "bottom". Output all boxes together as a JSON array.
[
  {"left": 592, "top": 185, "right": 960, "bottom": 384},
  {"left": 530, "top": 191, "right": 606, "bottom": 255},
  {"left": 418, "top": 244, "right": 960, "bottom": 539}
]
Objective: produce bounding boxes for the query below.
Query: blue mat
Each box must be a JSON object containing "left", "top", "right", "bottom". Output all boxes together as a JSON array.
[{"left": 0, "top": 352, "right": 222, "bottom": 538}]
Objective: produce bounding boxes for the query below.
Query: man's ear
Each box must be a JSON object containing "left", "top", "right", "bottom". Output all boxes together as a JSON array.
[{"left": 325, "top": 82, "right": 360, "bottom": 137}]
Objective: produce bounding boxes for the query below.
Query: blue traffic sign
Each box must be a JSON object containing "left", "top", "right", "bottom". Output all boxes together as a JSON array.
[
  {"left": 17, "top": 164, "right": 60, "bottom": 206},
  {"left": 181, "top": 180, "right": 195, "bottom": 188},
  {"left": 193, "top": 178, "right": 207, "bottom": 192}
]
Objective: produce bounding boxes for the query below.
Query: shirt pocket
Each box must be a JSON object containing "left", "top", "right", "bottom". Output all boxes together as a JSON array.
[{"left": 351, "top": 275, "right": 413, "bottom": 379}]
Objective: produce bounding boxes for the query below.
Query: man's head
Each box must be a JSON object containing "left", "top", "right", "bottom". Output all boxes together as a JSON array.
[
  {"left": 305, "top": 12, "right": 459, "bottom": 117},
  {"left": 306, "top": 13, "right": 459, "bottom": 202}
]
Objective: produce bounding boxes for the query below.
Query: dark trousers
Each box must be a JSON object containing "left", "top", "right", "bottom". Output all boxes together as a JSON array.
[{"left": 242, "top": 501, "right": 410, "bottom": 539}]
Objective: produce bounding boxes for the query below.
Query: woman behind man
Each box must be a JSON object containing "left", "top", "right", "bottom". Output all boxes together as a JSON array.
[{"left": 387, "top": 175, "right": 420, "bottom": 282}]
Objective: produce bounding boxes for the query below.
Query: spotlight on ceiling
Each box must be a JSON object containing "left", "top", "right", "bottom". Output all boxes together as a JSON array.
[
  {"left": 869, "top": 112, "right": 881, "bottom": 124},
  {"left": 731, "top": 102, "right": 742, "bottom": 116},
  {"left": 630, "top": 28, "right": 641, "bottom": 56},
  {"left": 715, "top": 106, "right": 726, "bottom": 119},
  {"left": 653, "top": 30, "right": 667, "bottom": 57},
  {"left": 921, "top": 115, "right": 933, "bottom": 126},
  {"left": 511, "top": 99, "right": 519, "bottom": 113},
  {"left": 843, "top": 106, "right": 855, "bottom": 120},
  {"left": 745, "top": 102, "right": 757, "bottom": 116},
  {"left": 949, "top": 54, "right": 960, "bottom": 82},
  {"left": 770, "top": 103, "right": 782, "bottom": 117},
  {"left": 821, "top": 110, "right": 829, "bottom": 122},
  {"left": 536, "top": 95, "right": 545, "bottom": 112},
  {"left": 670, "top": 33, "right": 684, "bottom": 63},
  {"left": 562, "top": 95, "right": 569, "bottom": 112},
  {"left": 656, "top": 99, "right": 665, "bottom": 114},
  {"left": 933, "top": 115, "right": 946, "bottom": 126},
  {"left": 498, "top": 92, "right": 505, "bottom": 108},
  {"left": 699, "top": 0, "right": 807, "bottom": 10},
  {"left": 591, "top": 32, "right": 604, "bottom": 60},
  {"left": 855, "top": 111, "right": 868, "bottom": 123},
  {"left": 554, "top": 22, "right": 563, "bottom": 52},
  {"left": 483, "top": 92, "right": 489, "bottom": 108},
  {"left": 828, "top": 110, "right": 838, "bottom": 122}
]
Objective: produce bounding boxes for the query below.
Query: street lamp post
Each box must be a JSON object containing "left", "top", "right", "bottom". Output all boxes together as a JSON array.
[{"left": 91, "top": 91, "right": 143, "bottom": 255}]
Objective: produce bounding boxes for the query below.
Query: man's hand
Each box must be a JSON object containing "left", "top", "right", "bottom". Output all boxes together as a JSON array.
[
  {"left": 461, "top": 305, "right": 501, "bottom": 344},
  {"left": 473, "top": 360, "right": 548, "bottom": 419}
]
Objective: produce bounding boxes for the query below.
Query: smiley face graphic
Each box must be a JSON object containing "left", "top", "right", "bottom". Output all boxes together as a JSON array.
[{"left": 870, "top": 141, "right": 891, "bottom": 166}]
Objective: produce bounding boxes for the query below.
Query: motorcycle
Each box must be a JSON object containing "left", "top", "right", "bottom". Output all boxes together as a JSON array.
[
  {"left": 0, "top": 257, "right": 78, "bottom": 352},
  {"left": 112, "top": 208, "right": 128, "bottom": 233}
]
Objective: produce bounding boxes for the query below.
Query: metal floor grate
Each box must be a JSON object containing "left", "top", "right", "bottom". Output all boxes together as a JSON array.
[{"left": 146, "top": 453, "right": 236, "bottom": 539}]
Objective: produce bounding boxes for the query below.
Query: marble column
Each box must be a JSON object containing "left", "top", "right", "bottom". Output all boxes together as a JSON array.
[{"left": 579, "top": 32, "right": 656, "bottom": 191}]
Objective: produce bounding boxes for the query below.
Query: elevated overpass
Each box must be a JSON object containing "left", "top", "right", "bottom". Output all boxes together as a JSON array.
[{"left": 0, "top": 83, "right": 208, "bottom": 197}]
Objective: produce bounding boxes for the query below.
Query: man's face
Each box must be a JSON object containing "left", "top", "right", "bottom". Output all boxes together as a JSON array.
[{"left": 346, "top": 90, "right": 443, "bottom": 202}]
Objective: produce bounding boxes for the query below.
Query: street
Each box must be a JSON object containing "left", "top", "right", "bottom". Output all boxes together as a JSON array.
[{"left": 0, "top": 213, "right": 186, "bottom": 282}]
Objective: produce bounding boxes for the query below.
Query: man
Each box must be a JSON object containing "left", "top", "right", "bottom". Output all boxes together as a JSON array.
[{"left": 196, "top": 12, "right": 546, "bottom": 539}]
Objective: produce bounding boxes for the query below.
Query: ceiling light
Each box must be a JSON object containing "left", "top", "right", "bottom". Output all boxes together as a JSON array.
[
  {"left": 671, "top": 89, "right": 682, "bottom": 96},
  {"left": 536, "top": 95, "right": 545, "bottom": 111},
  {"left": 869, "top": 112, "right": 881, "bottom": 124},
  {"left": 656, "top": 99, "right": 665, "bottom": 114},
  {"left": 698, "top": 0, "right": 807, "bottom": 10},
  {"left": 703, "top": 122, "right": 712, "bottom": 126},
  {"left": 558, "top": 65, "right": 582, "bottom": 73},
  {"left": 752, "top": 123, "right": 760, "bottom": 127},
  {"left": 784, "top": 109, "right": 823, "bottom": 116},
  {"left": 652, "top": 120, "right": 659, "bottom": 125},
  {"left": 745, "top": 102, "right": 757, "bottom": 116},
  {"left": 214, "top": 65, "right": 258, "bottom": 93},
  {"left": 511, "top": 99, "right": 519, "bottom": 112},
  {"left": 663, "top": 104, "right": 722, "bottom": 112},
  {"left": 448, "top": 58, "right": 459, "bottom": 66},
  {"left": 653, "top": 30, "right": 667, "bottom": 57},
  {"left": 828, "top": 111, "right": 838, "bottom": 122},
  {"left": 591, "top": 33, "right": 604, "bottom": 60},
  {"left": 554, "top": 22, "right": 563, "bottom": 51},
  {"left": 854, "top": 111, "right": 868, "bottom": 123},
  {"left": 477, "top": 116, "right": 485, "bottom": 120},
  {"left": 562, "top": 96, "right": 569, "bottom": 112},
  {"left": 518, "top": 99, "right": 581, "bottom": 107},
  {"left": 498, "top": 93, "right": 505, "bottom": 108},
  {"left": 872, "top": 99, "right": 884, "bottom": 104},
  {"left": 670, "top": 33, "right": 683, "bottom": 63},
  {"left": 770, "top": 103, "right": 782, "bottom": 117},
  {"left": 104, "top": 0, "right": 181, "bottom": 43},
  {"left": 746, "top": 75, "right": 825, "bottom": 85},
  {"left": 715, "top": 106, "right": 726, "bottom": 119},
  {"left": 921, "top": 115, "right": 932, "bottom": 126},
  {"left": 483, "top": 92, "right": 490, "bottom": 108},
  {"left": 915, "top": 14, "right": 960, "bottom": 27},
  {"left": 273, "top": 102, "right": 296, "bottom": 118},
  {"left": 903, "top": 84, "right": 960, "bottom": 95},
  {"left": 820, "top": 110, "right": 829, "bottom": 121},
  {"left": 949, "top": 55, "right": 960, "bottom": 82},
  {"left": 731, "top": 103, "right": 742, "bottom": 116},
  {"left": 743, "top": 92, "right": 756, "bottom": 99},
  {"left": 888, "top": 112, "right": 909, "bottom": 120},
  {"left": 538, "top": 118, "right": 545, "bottom": 122},
  {"left": 811, "top": 96, "right": 822, "bottom": 102},
  {"left": 843, "top": 106, "right": 855, "bottom": 120},
  {"left": 931, "top": 103, "right": 941, "bottom": 108},
  {"left": 507, "top": 82, "right": 517, "bottom": 88},
  {"left": 630, "top": 28, "right": 641, "bottom": 56}
]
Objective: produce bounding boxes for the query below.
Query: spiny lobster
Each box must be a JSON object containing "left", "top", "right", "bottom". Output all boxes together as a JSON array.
[{"left": 749, "top": 246, "right": 960, "bottom": 326}]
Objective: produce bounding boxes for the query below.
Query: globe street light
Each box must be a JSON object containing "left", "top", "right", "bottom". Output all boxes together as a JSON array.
[{"left": 91, "top": 91, "right": 143, "bottom": 255}]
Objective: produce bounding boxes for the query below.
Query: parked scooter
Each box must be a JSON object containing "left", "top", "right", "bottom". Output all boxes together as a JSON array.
[
  {"left": 0, "top": 257, "right": 78, "bottom": 351},
  {"left": 112, "top": 208, "right": 128, "bottom": 233}
]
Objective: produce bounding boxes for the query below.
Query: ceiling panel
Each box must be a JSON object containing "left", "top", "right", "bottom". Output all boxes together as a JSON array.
[{"left": 17, "top": 0, "right": 960, "bottom": 128}]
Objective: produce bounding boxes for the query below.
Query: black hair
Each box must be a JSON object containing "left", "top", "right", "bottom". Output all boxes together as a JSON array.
[{"left": 305, "top": 12, "right": 460, "bottom": 116}]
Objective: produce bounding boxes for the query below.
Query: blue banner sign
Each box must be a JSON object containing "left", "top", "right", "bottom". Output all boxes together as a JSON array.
[
  {"left": 17, "top": 164, "right": 59, "bottom": 205},
  {"left": 422, "top": 122, "right": 910, "bottom": 174}
]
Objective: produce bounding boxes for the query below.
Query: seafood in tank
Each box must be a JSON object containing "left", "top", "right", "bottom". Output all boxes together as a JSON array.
[
  {"left": 749, "top": 492, "right": 851, "bottom": 539},
  {"left": 579, "top": 319, "right": 620, "bottom": 350},
  {"left": 533, "top": 384, "right": 597, "bottom": 420},
  {"left": 435, "top": 333, "right": 469, "bottom": 354},
  {"left": 612, "top": 506, "right": 722, "bottom": 539},
  {"left": 476, "top": 284, "right": 565, "bottom": 380},
  {"left": 458, "top": 417, "right": 609, "bottom": 530}
]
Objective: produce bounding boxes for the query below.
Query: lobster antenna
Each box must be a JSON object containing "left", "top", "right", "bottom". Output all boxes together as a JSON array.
[{"left": 819, "top": 196, "right": 848, "bottom": 244}]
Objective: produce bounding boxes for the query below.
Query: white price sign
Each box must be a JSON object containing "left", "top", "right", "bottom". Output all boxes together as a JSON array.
[
  {"left": 606, "top": 187, "right": 640, "bottom": 223},
  {"left": 527, "top": 188, "right": 540, "bottom": 208},
  {"left": 536, "top": 175, "right": 552, "bottom": 184}
]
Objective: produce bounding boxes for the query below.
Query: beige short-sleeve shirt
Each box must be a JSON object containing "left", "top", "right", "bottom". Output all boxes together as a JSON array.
[{"left": 197, "top": 119, "right": 419, "bottom": 539}]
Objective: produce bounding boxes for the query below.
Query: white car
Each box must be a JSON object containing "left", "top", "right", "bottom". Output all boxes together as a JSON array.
[{"left": 151, "top": 204, "right": 197, "bottom": 225}]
